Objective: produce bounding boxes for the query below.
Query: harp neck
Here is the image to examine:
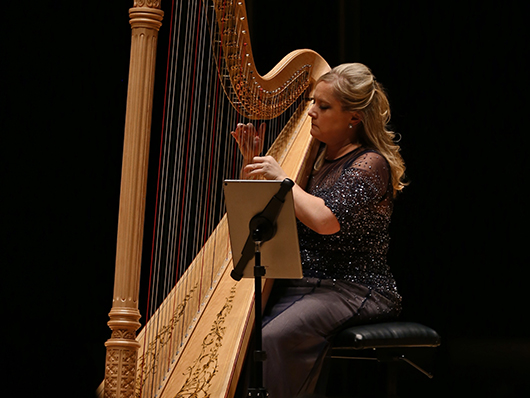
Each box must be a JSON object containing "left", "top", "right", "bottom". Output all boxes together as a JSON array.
[{"left": 213, "top": 0, "right": 329, "bottom": 119}]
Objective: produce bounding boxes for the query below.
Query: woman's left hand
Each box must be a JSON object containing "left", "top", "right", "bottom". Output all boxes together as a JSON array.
[{"left": 243, "top": 156, "right": 288, "bottom": 181}]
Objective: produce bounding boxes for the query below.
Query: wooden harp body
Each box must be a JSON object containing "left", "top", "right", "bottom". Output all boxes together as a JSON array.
[{"left": 101, "top": 1, "right": 329, "bottom": 397}]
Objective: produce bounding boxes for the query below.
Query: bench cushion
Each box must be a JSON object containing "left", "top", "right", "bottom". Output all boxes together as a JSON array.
[{"left": 332, "top": 322, "right": 441, "bottom": 349}]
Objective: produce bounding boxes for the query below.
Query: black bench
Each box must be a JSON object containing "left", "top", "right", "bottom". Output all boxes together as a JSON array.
[{"left": 317, "top": 322, "right": 441, "bottom": 397}]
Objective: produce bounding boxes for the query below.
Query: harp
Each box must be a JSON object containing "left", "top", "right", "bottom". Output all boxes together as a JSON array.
[{"left": 100, "top": 1, "right": 329, "bottom": 397}]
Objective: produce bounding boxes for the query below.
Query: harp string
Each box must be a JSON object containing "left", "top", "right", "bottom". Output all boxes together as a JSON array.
[
  {"left": 136, "top": 1, "right": 309, "bottom": 394},
  {"left": 141, "top": 1, "right": 202, "bottom": 393},
  {"left": 140, "top": 0, "right": 183, "bottom": 390},
  {"left": 139, "top": 2, "right": 231, "bottom": 391}
]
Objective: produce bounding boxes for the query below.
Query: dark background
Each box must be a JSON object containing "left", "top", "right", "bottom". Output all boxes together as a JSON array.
[{"left": 2, "top": 1, "right": 528, "bottom": 397}]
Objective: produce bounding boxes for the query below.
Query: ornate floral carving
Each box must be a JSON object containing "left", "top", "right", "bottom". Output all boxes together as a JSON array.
[
  {"left": 174, "top": 285, "right": 237, "bottom": 398},
  {"left": 135, "top": 284, "right": 197, "bottom": 397},
  {"left": 111, "top": 329, "right": 136, "bottom": 340},
  {"left": 133, "top": 0, "right": 162, "bottom": 9}
]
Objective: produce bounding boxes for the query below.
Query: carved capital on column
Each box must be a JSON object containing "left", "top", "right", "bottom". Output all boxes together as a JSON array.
[{"left": 130, "top": 4, "right": 164, "bottom": 31}]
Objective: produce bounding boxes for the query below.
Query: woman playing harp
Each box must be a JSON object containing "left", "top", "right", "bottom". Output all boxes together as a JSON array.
[{"left": 232, "top": 63, "right": 406, "bottom": 398}]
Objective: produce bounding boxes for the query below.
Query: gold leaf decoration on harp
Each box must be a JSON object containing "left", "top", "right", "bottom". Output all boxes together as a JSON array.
[
  {"left": 211, "top": 0, "right": 317, "bottom": 120},
  {"left": 172, "top": 285, "right": 237, "bottom": 398},
  {"left": 100, "top": 1, "right": 329, "bottom": 398},
  {"left": 211, "top": 1, "right": 311, "bottom": 120}
]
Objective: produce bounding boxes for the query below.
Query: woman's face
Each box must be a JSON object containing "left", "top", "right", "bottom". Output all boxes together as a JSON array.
[{"left": 308, "top": 81, "right": 357, "bottom": 147}]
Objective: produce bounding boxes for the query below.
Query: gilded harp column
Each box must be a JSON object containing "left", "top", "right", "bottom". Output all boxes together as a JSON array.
[{"left": 104, "top": 2, "right": 163, "bottom": 398}]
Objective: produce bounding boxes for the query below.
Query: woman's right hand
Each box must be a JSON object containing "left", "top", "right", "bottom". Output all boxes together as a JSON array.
[
  {"left": 231, "top": 122, "right": 266, "bottom": 161},
  {"left": 230, "top": 123, "right": 339, "bottom": 234}
]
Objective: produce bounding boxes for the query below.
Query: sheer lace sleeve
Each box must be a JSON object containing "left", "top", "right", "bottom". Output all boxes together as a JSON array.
[{"left": 312, "top": 150, "right": 392, "bottom": 225}]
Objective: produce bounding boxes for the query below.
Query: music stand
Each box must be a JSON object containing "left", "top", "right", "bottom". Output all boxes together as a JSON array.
[{"left": 223, "top": 179, "right": 303, "bottom": 397}]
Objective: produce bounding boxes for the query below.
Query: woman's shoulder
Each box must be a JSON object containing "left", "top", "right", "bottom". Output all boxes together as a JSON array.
[{"left": 345, "top": 148, "right": 388, "bottom": 171}]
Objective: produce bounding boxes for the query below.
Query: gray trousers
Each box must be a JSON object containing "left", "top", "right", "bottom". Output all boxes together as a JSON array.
[{"left": 261, "top": 278, "right": 400, "bottom": 398}]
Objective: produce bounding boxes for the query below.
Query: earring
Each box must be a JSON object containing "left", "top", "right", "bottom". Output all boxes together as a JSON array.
[{"left": 348, "top": 124, "right": 353, "bottom": 129}]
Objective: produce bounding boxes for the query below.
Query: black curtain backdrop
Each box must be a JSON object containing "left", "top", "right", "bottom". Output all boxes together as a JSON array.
[{"left": 2, "top": 1, "right": 528, "bottom": 397}]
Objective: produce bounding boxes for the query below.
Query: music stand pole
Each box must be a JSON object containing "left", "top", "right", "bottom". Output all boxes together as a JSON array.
[{"left": 248, "top": 239, "right": 267, "bottom": 397}]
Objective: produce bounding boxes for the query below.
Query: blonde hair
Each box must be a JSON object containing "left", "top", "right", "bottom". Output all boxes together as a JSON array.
[{"left": 317, "top": 63, "right": 408, "bottom": 196}]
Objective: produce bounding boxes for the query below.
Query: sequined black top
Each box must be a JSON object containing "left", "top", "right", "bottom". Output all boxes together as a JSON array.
[{"left": 298, "top": 147, "right": 401, "bottom": 303}]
